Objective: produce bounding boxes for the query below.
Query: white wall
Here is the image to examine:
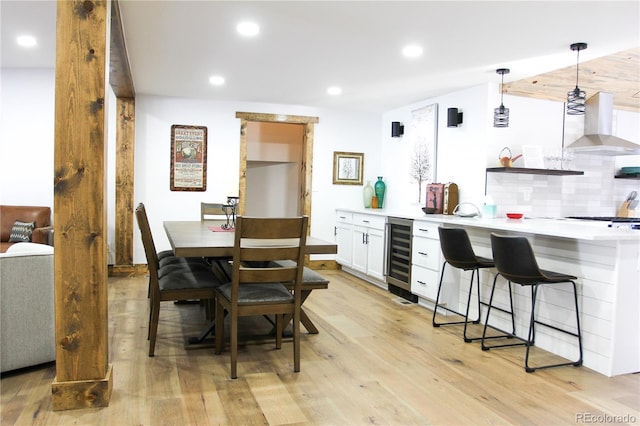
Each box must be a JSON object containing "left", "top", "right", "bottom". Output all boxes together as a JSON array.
[
  {"left": 133, "top": 95, "right": 380, "bottom": 264},
  {"left": 0, "top": 69, "right": 55, "bottom": 207}
]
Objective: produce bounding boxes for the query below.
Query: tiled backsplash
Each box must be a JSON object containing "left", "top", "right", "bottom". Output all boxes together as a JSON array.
[{"left": 486, "top": 155, "right": 640, "bottom": 218}]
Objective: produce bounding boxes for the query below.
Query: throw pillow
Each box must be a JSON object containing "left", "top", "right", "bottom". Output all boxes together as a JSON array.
[{"left": 9, "top": 220, "right": 35, "bottom": 242}]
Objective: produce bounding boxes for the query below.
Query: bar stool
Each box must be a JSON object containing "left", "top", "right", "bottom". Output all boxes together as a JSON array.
[
  {"left": 433, "top": 227, "right": 496, "bottom": 342},
  {"left": 482, "top": 233, "right": 583, "bottom": 372}
]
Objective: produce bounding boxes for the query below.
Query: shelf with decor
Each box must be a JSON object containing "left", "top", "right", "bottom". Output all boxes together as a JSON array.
[{"left": 486, "top": 167, "right": 584, "bottom": 176}]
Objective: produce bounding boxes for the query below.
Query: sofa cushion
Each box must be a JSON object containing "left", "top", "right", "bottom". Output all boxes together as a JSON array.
[
  {"left": 4, "top": 242, "right": 54, "bottom": 256},
  {"left": 9, "top": 220, "right": 35, "bottom": 243},
  {"left": 1, "top": 205, "right": 52, "bottom": 243}
]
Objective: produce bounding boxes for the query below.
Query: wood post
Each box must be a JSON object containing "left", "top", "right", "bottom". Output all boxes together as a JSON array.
[
  {"left": 115, "top": 97, "right": 135, "bottom": 266},
  {"left": 52, "top": 0, "right": 112, "bottom": 410}
]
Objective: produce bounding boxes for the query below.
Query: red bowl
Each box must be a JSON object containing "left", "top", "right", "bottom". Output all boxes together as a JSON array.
[{"left": 506, "top": 213, "right": 523, "bottom": 219}]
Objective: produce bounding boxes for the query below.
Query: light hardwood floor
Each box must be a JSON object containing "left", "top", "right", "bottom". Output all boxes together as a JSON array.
[{"left": 2, "top": 270, "right": 638, "bottom": 425}]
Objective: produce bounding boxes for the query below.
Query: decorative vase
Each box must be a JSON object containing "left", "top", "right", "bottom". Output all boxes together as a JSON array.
[
  {"left": 363, "top": 181, "right": 374, "bottom": 208},
  {"left": 374, "top": 177, "right": 386, "bottom": 208}
]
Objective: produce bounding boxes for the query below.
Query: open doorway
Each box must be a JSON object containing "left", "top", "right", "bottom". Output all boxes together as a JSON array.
[{"left": 235, "top": 112, "right": 319, "bottom": 226}]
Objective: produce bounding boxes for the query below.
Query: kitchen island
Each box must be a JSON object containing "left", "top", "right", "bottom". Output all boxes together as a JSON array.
[{"left": 336, "top": 208, "right": 640, "bottom": 376}]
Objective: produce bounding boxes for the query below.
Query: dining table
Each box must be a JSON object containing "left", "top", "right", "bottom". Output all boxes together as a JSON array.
[{"left": 163, "top": 220, "right": 337, "bottom": 348}]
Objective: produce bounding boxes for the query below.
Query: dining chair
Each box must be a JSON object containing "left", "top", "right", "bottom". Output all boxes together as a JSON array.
[
  {"left": 482, "top": 233, "right": 583, "bottom": 372},
  {"left": 200, "top": 202, "right": 227, "bottom": 222},
  {"left": 135, "top": 203, "right": 223, "bottom": 356},
  {"left": 214, "top": 216, "right": 308, "bottom": 379},
  {"left": 136, "top": 203, "right": 211, "bottom": 290}
]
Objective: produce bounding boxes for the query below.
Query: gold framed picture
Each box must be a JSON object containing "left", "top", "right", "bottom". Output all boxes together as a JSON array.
[
  {"left": 333, "top": 151, "right": 364, "bottom": 185},
  {"left": 170, "top": 124, "right": 207, "bottom": 191}
]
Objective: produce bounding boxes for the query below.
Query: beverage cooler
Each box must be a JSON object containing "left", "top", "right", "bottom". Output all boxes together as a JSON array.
[{"left": 386, "top": 217, "right": 417, "bottom": 302}]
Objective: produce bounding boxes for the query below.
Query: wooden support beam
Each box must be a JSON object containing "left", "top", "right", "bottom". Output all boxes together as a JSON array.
[
  {"left": 109, "top": 0, "right": 134, "bottom": 98},
  {"left": 52, "top": 0, "right": 112, "bottom": 410},
  {"left": 115, "top": 97, "right": 135, "bottom": 266}
]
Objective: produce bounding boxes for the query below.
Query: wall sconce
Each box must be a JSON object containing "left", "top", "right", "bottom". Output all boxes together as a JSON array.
[
  {"left": 447, "top": 108, "right": 463, "bottom": 127},
  {"left": 391, "top": 121, "right": 404, "bottom": 137}
]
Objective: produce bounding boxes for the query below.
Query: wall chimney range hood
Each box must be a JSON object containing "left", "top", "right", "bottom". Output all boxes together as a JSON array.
[{"left": 566, "top": 92, "right": 640, "bottom": 156}]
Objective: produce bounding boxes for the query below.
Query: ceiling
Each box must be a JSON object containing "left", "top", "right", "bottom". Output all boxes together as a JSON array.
[{"left": 2, "top": 1, "right": 639, "bottom": 113}]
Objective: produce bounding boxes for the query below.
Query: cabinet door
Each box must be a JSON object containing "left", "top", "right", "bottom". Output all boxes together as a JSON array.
[
  {"left": 335, "top": 222, "right": 352, "bottom": 267},
  {"left": 351, "top": 226, "right": 367, "bottom": 274},
  {"left": 366, "top": 227, "right": 386, "bottom": 281}
]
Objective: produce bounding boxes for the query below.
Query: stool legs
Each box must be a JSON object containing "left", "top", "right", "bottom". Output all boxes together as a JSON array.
[
  {"left": 432, "top": 261, "right": 483, "bottom": 342},
  {"left": 482, "top": 274, "right": 583, "bottom": 373},
  {"left": 481, "top": 275, "right": 520, "bottom": 351},
  {"left": 524, "top": 281, "right": 583, "bottom": 372}
]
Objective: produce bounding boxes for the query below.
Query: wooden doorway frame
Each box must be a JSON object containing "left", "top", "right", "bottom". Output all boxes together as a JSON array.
[{"left": 235, "top": 112, "right": 319, "bottom": 228}]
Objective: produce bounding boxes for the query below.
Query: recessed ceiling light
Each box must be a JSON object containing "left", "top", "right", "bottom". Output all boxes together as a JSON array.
[
  {"left": 209, "top": 75, "right": 225, "bottom": 86},
  {"left": 17, "top": 35, "right": 37, "bottom": 48},
  {"left": 237, "top": 21, "right": 260, "bottom": 37},
  {"left": 327, "top": 86, "right": 342, "bottom": 96},
  {"left": 402, "top": 44, "right": 423, "bottom": 58}
]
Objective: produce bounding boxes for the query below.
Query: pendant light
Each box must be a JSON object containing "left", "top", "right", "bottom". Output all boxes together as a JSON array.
[
  {"left": 494, "top": 68, "right": 510, "bottom": 128},
  {"left": 567, "top": 42, "right": 588, "bottom": 115}
]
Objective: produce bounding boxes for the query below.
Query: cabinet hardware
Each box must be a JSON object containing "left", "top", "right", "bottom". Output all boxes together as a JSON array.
[
  {"left": 418, "top": 251, "right": 428, "bottom": 256},
  {"left": 334, "top": 226, "right": 337, "bottom": 236},
  {"left": 417, "top": 280, "right": 426, "bottom": 285},
  {"left": 418, "top": 228, "right": 429, "bottom": 232}
]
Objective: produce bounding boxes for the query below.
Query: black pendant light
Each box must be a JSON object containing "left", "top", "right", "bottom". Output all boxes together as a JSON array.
[
  {"left": 494, "top": 68, "right": 510, "bottom": 128},
  {"left": 567, "top": 42, "right": 588, "bottom": 115}
]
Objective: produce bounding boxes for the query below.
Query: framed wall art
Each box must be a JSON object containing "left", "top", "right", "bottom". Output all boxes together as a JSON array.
[
  {"left": 170, "top": 124, "right": 207, "bottom": 191},
  {"left": 332, "top": 151, "right": 364, "bottom": 185}
]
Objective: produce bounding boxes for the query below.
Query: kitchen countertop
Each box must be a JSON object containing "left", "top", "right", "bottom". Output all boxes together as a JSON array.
[{"left": 337, "top": 207, "right": 640, "bottom": 241}]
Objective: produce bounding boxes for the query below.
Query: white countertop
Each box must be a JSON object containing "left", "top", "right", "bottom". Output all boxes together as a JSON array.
[{"left": 337, "top": 207, "right": 640, "bottom": 241}]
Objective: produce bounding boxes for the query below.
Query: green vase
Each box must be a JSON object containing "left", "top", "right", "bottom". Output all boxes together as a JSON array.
[
  {"left": 363, "top": 181, "right": 374, "bottom": 208},
  {"left": 374, "top": 177, "right": 385, "bottom": 208}
]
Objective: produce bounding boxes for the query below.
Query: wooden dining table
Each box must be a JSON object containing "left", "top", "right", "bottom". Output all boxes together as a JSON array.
[{"left": 163, "top": 220, "right": 337, "bottom": 348}]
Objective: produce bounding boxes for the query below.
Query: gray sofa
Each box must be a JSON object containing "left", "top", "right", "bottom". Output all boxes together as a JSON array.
[{"left": 0, "top": 242, "right": 55, "bottom": 373}]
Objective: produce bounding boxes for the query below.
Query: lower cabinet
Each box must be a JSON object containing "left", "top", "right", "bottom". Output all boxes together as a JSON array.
[
  {"left": 336, "top": 210, "right": 386, "bottom": 285},
  {"left": 411, "top": 220, "right": 458, "bottom": 307},
  {"left": 334, "top": 211, "right": 353, "bottom": 267}
]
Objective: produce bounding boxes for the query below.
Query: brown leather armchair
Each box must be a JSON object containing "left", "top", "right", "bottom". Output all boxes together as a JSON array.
[{"left": 0, "top": 205, "right": 52, "bottom": 253}]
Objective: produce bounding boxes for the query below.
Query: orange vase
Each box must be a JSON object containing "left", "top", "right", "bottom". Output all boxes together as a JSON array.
[{"left": 371, "top": 196, "right": 379, "bottom": 209}]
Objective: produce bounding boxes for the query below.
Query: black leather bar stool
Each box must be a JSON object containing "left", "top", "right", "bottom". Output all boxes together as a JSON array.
[
  {"left": 482, "top": 233, "right": 583, "bottom": 372},
  {"left": 433, "top": 227, "right": 496, "bottom": 342}
]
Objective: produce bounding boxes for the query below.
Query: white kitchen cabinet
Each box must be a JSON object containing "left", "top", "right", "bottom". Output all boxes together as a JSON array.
[
  {"left": 334, "top": 211, "right": 353, "bottom": 267},
  {"left": 411, "top": 221, "right": 458, "bottom": 306},
  {"left": 350, "top": 213, "right": 387, "bottom": 283}
]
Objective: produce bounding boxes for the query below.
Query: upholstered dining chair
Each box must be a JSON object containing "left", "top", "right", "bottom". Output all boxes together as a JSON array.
[
  {"left": 214, "top": 216, "right": 308, "bottom": 379},
  {"left": 136, "top": 203, "right": 210, "bottom": 293},
  {"left": 135, "top": 203, "right": 223, "bottom": 356}
]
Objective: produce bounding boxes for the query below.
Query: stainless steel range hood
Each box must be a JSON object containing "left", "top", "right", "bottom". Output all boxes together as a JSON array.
[{"left": 566, "top": 92, "right": 640, "bottom": 156}]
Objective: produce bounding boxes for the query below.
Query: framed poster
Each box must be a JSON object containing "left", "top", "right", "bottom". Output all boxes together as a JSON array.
[
  {"left": 170, "top": 124, "right": 207, "bottom": 191},
  {"left": 333, "top": 151, "right": 364, "bottom": 185},
  {"left": 410, "top": 103, "right": 438, "bottom": 203}
]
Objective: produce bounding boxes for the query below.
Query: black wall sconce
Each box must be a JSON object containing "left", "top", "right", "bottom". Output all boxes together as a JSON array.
[
  {"left": 447, "top": 108, "right": 463, "bottom": 127},
  {"left": 391, "top": 121, "right": 404, "bottom": 137}
]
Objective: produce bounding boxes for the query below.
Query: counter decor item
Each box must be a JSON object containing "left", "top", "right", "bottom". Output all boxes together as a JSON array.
[
  {"left": 363, "top": 181, "right": 374, "bottom": 208},
  {"left": 498, "top": 147, "right": 522, "bottom": 167},
  {"left": 371, "top": 196, "right": 379, "bottom": 209},
  {"left": 374, "top": 177, "right": 386, "bottom": 208},
  {"left": 506, "top": 213, "right": 524, "bottom": 219}
]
